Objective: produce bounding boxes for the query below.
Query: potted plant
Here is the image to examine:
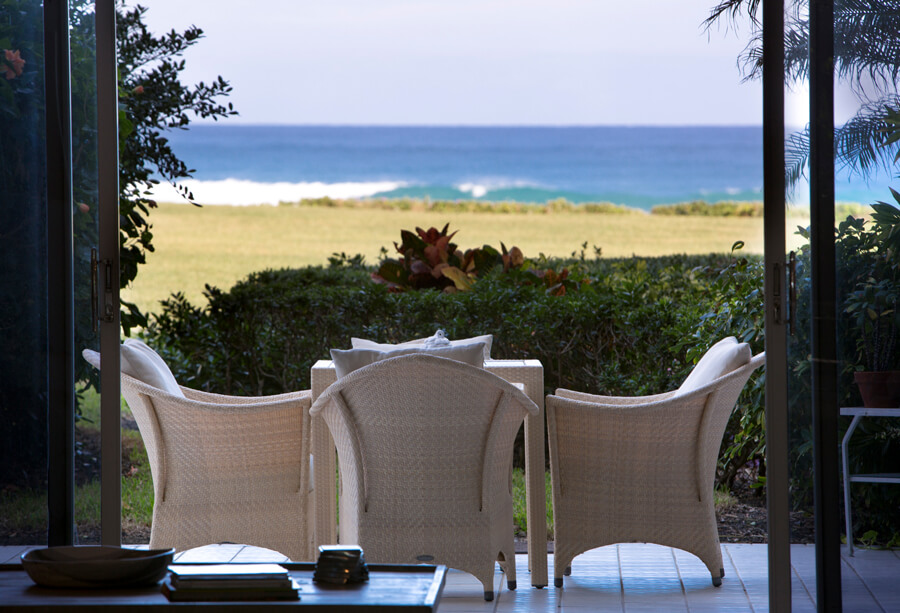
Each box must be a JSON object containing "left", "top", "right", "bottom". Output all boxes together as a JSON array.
[{"left": 844, "top": 202, "right": 900, "bottom": 407}]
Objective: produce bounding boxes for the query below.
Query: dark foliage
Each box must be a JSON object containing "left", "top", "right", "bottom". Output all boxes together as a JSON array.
[{"left": 144, "top": 252, "right": 767, "bottom": 482}]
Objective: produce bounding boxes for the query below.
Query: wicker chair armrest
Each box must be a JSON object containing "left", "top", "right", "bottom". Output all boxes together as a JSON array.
[
  {"left": 481, "top": 392, "right": 538, "bottom": 508},
  {"left": 553, "top": 388, "right": 678, "bottom": 404},
  {"left": 309, "top": 391, "right": 366, "bottom": 517},
  {"left": 548, "top": 390, "right": 706, "bottom": 415},
  {"left": 180, "top": 386, "right": 311, "bottom": 406},
  {"left": 550, "top": 357, "right": 762, "bottom": 413},
  {"left": 126, "top": 375, "right": 310, "bottom": 414}
]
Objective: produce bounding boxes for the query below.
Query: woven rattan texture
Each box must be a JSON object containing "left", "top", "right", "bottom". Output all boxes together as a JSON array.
[
  {"left": 118, "top": 371, "right": 313, "bottom": 561},
  {"left": 547, "top": 352, "right": 765, "bottom": 585},
  {"left": 310, "top": 354, "right": 538, "bottom": 597}
]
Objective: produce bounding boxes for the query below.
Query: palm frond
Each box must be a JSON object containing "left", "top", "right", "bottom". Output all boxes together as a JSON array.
[
  {"left": 784, "top": 15, "right": 811, "bottom": 83},
  {"left": 835, "top": 97, "right": 900, "bottom": 175},
  {"left": 728, "top": 6, "right": 809, "bottom": 83},
  {"left": 702, "top": 0, "right": 761, "bottom": 32},
  {"left": 705, "top": 0, "right": 900, "bottom": 196},
  {"left": 783, "top": 100, "right": 900, "bottom": 193},
  {"left": 785, "top": 128, "right": 811, "bottom": 190},
  {"left": 834, "top": 0, "right": 900, "bottom": 89},
  {"left": 737, "top": 32, "right": 763, "bottom": 82}
]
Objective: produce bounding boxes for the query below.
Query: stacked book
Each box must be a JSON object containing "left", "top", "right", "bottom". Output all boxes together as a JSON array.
[{"left": 162, "top": 563, "right": 300, "bottom": 602}]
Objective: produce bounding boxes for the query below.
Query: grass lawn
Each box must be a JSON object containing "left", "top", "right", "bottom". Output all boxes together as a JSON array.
[{"left": 122, "top": 201, "right": 798, "bottom": 315}]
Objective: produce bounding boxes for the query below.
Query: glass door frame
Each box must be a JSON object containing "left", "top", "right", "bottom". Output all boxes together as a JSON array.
[
  {"left": 763, "top": 0, "right": 844, "bottom": 609},
  {"left": 44, "top": 0, "right": 76, "bottom": 547},
  {"left": 807, "top": 0, "right": 843, "bottom": 608},
  {"left": 761, "top": 0, "right": 791, "bottom": 609},
  {"left": 42, "top": 0, "right": 121, "bottom": 546},
  {"left": 95, "top": 0, "right": 121, "bottom": 547}
]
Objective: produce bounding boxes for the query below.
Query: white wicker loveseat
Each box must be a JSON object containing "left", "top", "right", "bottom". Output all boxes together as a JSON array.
[
  {"left": 309, "top": 353, "right": 538, "bottom": 601},
  {"left": 83, "top": 340, "right": 314, "bottom": 561},
  {"left": 546, "top": 337, "right": 765, "bottom": 588}
]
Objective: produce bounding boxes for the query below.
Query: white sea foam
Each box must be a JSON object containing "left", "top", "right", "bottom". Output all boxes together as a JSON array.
[
  {"left": 457, "top": 183, "right": 488, "bottom": 198},
  {"left": 146, "top": 178, "right": 406, "bottom": 206},
  {"left": 456, "top": 178, "right": 542, "bottom": 199},
  {"left": 698, "top": 186, "right": 762, "bottom": 198}
]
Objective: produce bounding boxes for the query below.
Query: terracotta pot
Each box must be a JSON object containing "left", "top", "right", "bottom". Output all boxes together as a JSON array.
[{"left": 854, "top": 371, "right": 900, "bottom": 408}]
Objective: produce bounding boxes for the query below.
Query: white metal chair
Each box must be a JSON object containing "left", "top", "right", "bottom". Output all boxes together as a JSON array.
[
  {"left": 83, "top": 342, "right": 314, "bottom": 561},
  {"left": 546, "top": 339, "right": 765, "bottom": 587},
  {"left": 309, "top": 353, "right": 538, "bottom": 601}
]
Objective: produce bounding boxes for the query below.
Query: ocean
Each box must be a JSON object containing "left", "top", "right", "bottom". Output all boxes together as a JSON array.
[{"left": 149, "top": 125, "right": 891, "bottom": 209}]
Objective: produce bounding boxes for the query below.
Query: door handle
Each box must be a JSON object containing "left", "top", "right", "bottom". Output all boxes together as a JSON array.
[
  {"left": 788, "top": 251, "right": 797, "bottom": 336},
  {"left": 103, "top": 259, "right": 115, "bottom": 322}
]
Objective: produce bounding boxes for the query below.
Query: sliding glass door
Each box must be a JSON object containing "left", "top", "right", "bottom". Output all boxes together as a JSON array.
[
  {"left": 0, "top": 0, "right": 53, "bottom": 546},
  {"left": 0, "top": 0, "right": 119, "bottom": 548},
  {"left": 767, "top": 0, "right": 900, "bottom": 610}
]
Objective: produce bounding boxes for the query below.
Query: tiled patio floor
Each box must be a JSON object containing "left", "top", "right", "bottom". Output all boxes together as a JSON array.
[
  {"left": 436, "top": 543, "right": 899, "bottom": 612},
  {"left": 3, "top": 542, "right": 897, "bottom": 611}
]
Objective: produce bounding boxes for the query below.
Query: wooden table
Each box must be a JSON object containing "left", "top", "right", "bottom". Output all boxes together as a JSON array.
[
  {"left": 311, "top": 358, "right": 548, "bottom": 588},
  {"left": 0, "top": 543, "right": 446, "bottom": 611}
]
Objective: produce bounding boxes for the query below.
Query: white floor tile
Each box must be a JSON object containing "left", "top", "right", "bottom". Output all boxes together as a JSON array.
[{"left": 495, "top": 585, "right": 561, "bottom": 612}]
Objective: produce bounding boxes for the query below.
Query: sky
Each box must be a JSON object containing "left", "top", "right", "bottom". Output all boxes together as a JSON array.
[{"left": 128, "top": 0, "right": 763, "bottom": 126}]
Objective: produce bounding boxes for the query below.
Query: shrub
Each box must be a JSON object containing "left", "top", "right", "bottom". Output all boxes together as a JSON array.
[
  {"left": 145, "top": 251, "right": 754, "bottom": 474},
  {"left": 371, "top": 224, "right": 587, "bottom": 296},
  {"left": 650, "top": 201, "right": 764, "bottom": 217},
  {"left": 786, "top": 207, "right": 900, "bottom": 545},
  {"left": 371, "top": 224, "right": 524, "bottom": 292},
  {"left": 281, "top": 196, "right": 642, "bottom": 215},
  {"left": 679, "top": 242, "right": 766, "bottom": 487}
]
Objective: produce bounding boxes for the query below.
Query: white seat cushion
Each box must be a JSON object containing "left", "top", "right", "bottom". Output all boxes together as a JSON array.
[
  {"left": 82, "top": 348, "right": 101, "bottom": 369},
  {"left": 351, "top": 333, "right": 493, "bottom": 360},
  {"left": 331, "top": 342, "right": 486, "bottom": 379},
  {"left": 120, "top": 339, "right": 185, "bottom": 397},
  {"left": 676, "top": 337, "right": 751, "bottom": 395}
]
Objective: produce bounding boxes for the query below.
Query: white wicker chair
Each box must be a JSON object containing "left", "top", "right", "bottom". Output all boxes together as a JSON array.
[
  {"left": 309, "top": 354, "right": 538, "bottom": 601},
  {"left": 547, "top": 344, "right": 765, "bottom": 588},
  {"left": 83, "top": 348, "right": 314, "bottom": 561}
]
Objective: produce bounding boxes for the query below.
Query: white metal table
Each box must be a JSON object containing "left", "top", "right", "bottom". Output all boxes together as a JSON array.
[
  {"left": 310, "top": 358, "right": 548, "bottom": 588},
  {"left": 840, "top": 406, "right": 900, "bottom": 555}
]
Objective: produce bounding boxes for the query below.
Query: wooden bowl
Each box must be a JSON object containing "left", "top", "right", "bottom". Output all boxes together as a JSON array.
[{"left": 21, "top": 546, "right": 174, "bottom": 588}]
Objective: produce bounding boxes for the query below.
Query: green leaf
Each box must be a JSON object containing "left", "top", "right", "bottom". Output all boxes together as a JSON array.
[{"left": 441, "top": 266, "right": 475, "bottom": 291}]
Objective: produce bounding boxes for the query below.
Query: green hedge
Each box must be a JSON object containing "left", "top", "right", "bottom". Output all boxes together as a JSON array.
[{"left": 144, "top": 252, "right": 765, "bottom": 480}]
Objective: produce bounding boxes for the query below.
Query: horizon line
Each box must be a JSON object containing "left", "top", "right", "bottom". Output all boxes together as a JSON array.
[{"left": 190, "top": 122, "right": 765, "bottom": 129}]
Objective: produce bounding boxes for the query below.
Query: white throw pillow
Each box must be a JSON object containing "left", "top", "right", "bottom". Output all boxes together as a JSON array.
[
  {"left": 676, "top": 337, "right": 751, "bottom": 395},
  {"left": 120, "top": 339, "right": 184, "bottom": 397},
  {"left": 331, "top": 342, "right": 486, "bottom": 379},
  {"left": 351, "top": 333, "right": 493, "bottom": 360}
]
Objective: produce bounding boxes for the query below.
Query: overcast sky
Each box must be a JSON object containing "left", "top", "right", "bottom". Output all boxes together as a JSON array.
[{"left": 129, "top": 0, "right": 763, "bottom": 126}]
